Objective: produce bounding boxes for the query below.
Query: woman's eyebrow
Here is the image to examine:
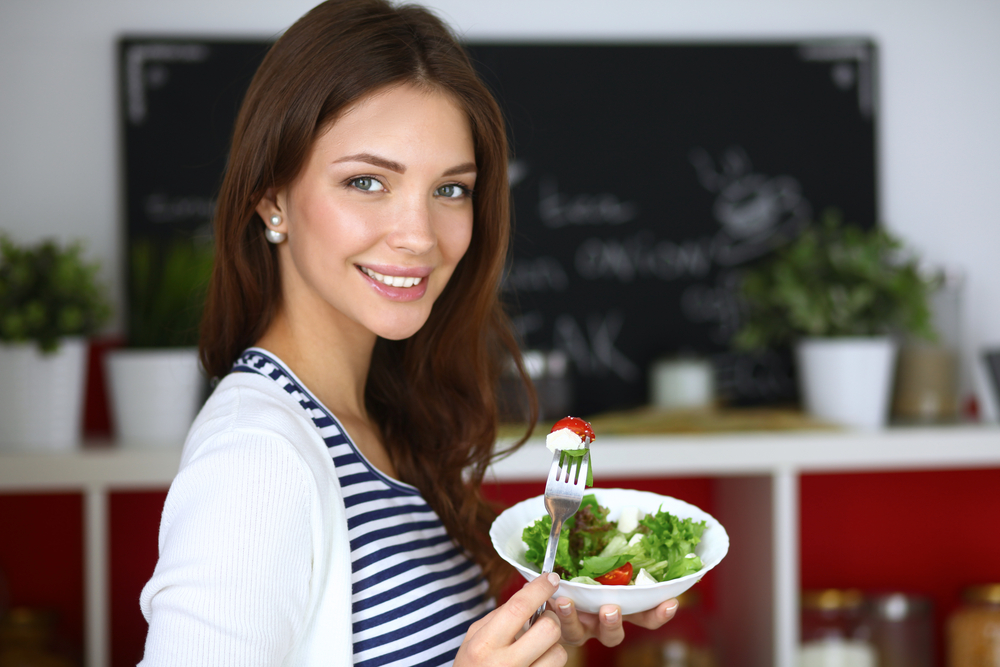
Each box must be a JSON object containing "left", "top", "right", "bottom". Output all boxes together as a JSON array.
[
  {"left": 334, "top": 153, "right": 476, "bottom": 179},
  {"left": 442, "top": 162, "right": 477, "bottom": 177},
  {"left": 334, "top": 152, "right": 406, "bottom": 173}
]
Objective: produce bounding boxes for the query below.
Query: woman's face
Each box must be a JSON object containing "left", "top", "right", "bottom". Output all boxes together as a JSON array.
[{"left": 261, "top": 84, "right": 476, "bottom": 342}]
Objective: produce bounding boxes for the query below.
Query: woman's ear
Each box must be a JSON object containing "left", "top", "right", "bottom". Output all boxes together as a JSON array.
[{"left": 255, "top": 187, "right": 287, "bottom": 232}]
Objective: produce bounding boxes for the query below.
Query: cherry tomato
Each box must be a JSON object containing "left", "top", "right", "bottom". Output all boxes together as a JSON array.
[
  {"left": 550, "top": 416, "right": 596, "bottom": 442},
  {"left": 595, "top": 562, "right": 633, "bottom": 586}
]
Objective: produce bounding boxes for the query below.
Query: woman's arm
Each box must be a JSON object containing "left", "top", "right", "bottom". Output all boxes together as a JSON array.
[{"left": 139, "top": 431, "right": 315, "bottom": 666}]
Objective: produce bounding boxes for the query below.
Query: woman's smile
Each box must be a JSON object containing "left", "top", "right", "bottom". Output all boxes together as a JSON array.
[{"left": 357, "top": 264, "right": 431, "bottom": 301}]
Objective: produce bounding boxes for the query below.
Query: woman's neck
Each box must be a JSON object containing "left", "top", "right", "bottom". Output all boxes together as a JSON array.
[{"left": 255, "top": 304, "right": 375, "bottom": 423}]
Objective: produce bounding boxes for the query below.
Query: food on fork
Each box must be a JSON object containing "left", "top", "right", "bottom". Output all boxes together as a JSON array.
[
  {"left": 545, "top": 416, "right": 595, "bottom": 453},
  {"left": 546, "top": 416, "right": 595, "bottom": 486}
]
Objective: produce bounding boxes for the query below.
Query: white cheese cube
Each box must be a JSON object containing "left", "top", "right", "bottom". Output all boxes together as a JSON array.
[
  {"left": 616, "top": 506, "right": 642, "bottom": 534},
  {"left": 634, "top": 568, "right": 659, "bottom": 586},
  {"left": 546, "top": 428, "right": 584, "bottom": 454}
]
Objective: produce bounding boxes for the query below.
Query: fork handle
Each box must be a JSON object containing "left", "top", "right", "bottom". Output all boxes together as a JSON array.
[{"left": 529, "top": 517, "right": 564, "bottom": 626}]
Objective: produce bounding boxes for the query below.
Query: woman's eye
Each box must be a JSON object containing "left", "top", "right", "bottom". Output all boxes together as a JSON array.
[
  {"left": 436, "top": 184, "right": 469, "bottom": 199},
  {"left": 349, "top": 177, "right": 385, "bottom": 192}
]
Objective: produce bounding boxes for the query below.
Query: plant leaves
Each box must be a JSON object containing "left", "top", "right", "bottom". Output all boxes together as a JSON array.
[{"left": 733, "top": 209, "right": 937, "bottom": 348}]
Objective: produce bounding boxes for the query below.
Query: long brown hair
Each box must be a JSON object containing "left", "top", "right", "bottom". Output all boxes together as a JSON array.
[{"left": 200, "top": 0, "right": 535, "bottom": 595}]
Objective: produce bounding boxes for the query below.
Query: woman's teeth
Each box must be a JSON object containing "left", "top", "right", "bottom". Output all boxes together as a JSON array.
[{"left": 361, "top": 266, "right": 422, "bottom": 288}]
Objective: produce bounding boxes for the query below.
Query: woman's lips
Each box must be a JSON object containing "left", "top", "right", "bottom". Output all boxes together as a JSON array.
[{"left": 357, "top": 264, "right": 430, "bottom": 302}]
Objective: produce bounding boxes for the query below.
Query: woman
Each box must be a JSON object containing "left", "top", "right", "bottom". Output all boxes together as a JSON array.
[{"left": 139, "top": 1, "right": 678, "bottom": 665}]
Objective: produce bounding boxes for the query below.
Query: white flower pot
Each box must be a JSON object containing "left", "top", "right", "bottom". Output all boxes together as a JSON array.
[
  {"left": 0, "top": 338, "right": 88, "bottom": 451},
  {"left": 795, "top": 337, "right": 899, "bottom": 429},
  {"left": 105, "top": 348, "right": 203, "bottom": 448}
]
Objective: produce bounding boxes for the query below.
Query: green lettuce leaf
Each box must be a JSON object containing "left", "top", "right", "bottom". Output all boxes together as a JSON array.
[
  {"left": 522, "top": 514, "right": 576, "bottom": 578},
  {"left": 577, "top": 554, "right": 632, "bottom": 579},
  {"left": 638, "top": 505, "right": 707, "bottom": 582}
]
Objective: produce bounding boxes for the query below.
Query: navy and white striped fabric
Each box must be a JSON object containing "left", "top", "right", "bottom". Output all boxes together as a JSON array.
[{"left": 233, "top": 349, "right": 492, "bottom": 666}]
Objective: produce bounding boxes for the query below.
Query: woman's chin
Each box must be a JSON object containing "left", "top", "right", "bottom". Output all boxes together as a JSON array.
[{"left": 370, "top": 314, "right": 431, "bottom": 341}]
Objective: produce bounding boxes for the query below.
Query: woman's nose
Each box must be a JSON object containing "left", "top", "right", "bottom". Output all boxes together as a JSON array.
[{"left": 387, "top": 196, "right": 436, "bottom": 255}]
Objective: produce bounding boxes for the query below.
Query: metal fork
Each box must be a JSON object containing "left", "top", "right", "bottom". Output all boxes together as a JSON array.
[{"left": 529, "top": 436, "right": 590, "bottom": 626}]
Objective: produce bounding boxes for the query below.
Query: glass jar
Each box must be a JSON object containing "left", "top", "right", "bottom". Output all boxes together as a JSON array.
[
  {"left": 891, "top": 266, "right": 964, "bottom": 423},
  {"left": 800, "top": 589, "right": 876, "bottom": 667},
  {"left": 948, "top": 584, "right": 1000, "bottom": 667},
  {"left": 866, "top": 592, "right": 933, "bottom": 667}
]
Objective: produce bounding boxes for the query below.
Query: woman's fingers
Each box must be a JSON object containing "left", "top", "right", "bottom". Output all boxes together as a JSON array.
[
  {"left": 554, "top": 597, "right": 680, "bottom": 648},
  {"left": 594, "top": 604, "right": 626, "bottom": 647},
  {"left": 514, "top": 609, "right": 563, "bottom": 665},
  {"left": 552, "top": 597, "right": 588, "bottom": 646},
  {"left": 556, "top": 602, "right": 626, "bottom": 648},
  {"left": 493, "top": 573, "right": 561, "bottom": 639},
  {"left": 622, "top": 598, "right": 680, "bottom": 630},
  {"left": 466, "top": 606, "right": 500, "bottom": 636}
]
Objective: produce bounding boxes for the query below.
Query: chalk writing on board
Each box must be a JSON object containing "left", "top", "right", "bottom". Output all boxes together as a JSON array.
[
  {"left": 681, "top": 271, "right": 744, "bottom": 345},
  {"left": 511, "top": 308, "right": 640, "bottom": 382},
  {"left": 144, "top": 194, "right": 215, "bottom": 224},
  {"left": 539, "top": 178, "right": 639, "bottom": 227},
  {"left": 575, "top": 233, "right": 714, "bottom": 282},
  {"left": 553, "top": 311, "right": 640, "bottom": 381},
  {"left": 505, "top": 257, "right": 570, "bottom": 292}
]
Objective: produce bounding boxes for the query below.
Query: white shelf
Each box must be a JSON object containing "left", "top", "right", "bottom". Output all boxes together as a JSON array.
[
  {"left": 3, "top": 425, "right": 997, "bottom": 492},
  {"left": 2, "top": 425, "right": 998, "bottom": 667}
]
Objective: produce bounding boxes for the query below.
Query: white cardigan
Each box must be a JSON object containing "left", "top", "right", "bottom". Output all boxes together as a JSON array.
[{"left": 139, "top": 370, "right": 354, "bottom": 666}]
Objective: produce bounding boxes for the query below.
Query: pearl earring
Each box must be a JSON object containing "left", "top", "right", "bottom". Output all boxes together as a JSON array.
[{"left": 265, "top": 215, "right": 285, "bottom": 244}]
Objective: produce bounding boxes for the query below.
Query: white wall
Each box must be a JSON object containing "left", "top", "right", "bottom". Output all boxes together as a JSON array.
[{"left": 2, "top": 0, "right": 998, "bottom": 403}]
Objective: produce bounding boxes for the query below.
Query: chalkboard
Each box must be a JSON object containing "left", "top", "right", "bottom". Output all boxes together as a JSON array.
[{"left": 119, "top": 38, "right": 877, "bottom": 413}]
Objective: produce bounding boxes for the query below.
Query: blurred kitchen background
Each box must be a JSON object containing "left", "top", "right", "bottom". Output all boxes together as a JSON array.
[{"left": 1, "top": 1, "right": 999, "bottom": 666}]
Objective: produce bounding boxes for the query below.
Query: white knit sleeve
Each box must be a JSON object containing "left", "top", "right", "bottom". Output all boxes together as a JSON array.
[{"left": 138, "top": 430, "right": 315, "bottom": 667}]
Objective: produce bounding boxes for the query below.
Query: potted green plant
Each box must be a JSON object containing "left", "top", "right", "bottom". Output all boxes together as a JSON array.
[
  {"left": 733, "top": 210, "right": 937, "bottom": 428},
  {"left": 0, "top": 234, "right": 112, "bottom": 450},
  {"left": 105, "top": 236, "right": 213, "bottom": 447}
]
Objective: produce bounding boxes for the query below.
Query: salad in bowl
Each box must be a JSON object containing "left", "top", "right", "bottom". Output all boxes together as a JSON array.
[{"left": 491, "top": 487, "right": 729, "bottom": 615}]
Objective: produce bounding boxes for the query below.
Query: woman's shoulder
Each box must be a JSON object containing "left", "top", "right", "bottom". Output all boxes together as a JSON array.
[{"left": 180, "top": 370, "right": 331, "bottom": 475}]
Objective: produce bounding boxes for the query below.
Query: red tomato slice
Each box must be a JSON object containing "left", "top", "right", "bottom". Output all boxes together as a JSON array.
[
  {"left": 550, "top": 416, "right": 596, "bottom": 442},
  {"left": 595, "top": 562, "right": 633, "bottom": 586}
]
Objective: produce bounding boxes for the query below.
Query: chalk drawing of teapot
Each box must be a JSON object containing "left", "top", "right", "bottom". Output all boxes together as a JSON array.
[{"left": 689, "top": 146, "right": 812, "bottom": 266}]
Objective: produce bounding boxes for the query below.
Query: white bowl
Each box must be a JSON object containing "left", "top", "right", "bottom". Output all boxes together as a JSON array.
[{"left": 490, "top": 488, "right": 729, "bottom": 615}]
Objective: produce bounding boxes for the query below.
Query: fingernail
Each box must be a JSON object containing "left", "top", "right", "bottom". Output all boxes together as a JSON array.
[
  {"left": 546, "top": 572, "right": 560, "bottom": 587},
  {"left": 664, "top": 599, "right": 679, "bottom": 618},
  {"left": 604, "top": 609, "right": 619, "bottom": 624},
  {"left": 557, "top": 600, "right": 573, "bottom": 617}
]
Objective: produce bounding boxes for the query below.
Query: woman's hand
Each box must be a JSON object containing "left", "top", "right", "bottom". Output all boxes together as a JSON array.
[
  {"left": 551, "top": 596, "right": 679, "bottom": 648},
  {"left": 454, "top": 572, "right": 567, "bottom": 667}
]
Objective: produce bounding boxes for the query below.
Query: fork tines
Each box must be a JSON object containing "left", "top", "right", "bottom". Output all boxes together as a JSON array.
[{"left": 553, "top": 451, "right": 589, "bottom": 486}]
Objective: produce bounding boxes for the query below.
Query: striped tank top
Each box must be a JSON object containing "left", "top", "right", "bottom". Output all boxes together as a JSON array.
[{"left": 233, "top": 349, "right": 492, "bottom": 666}]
